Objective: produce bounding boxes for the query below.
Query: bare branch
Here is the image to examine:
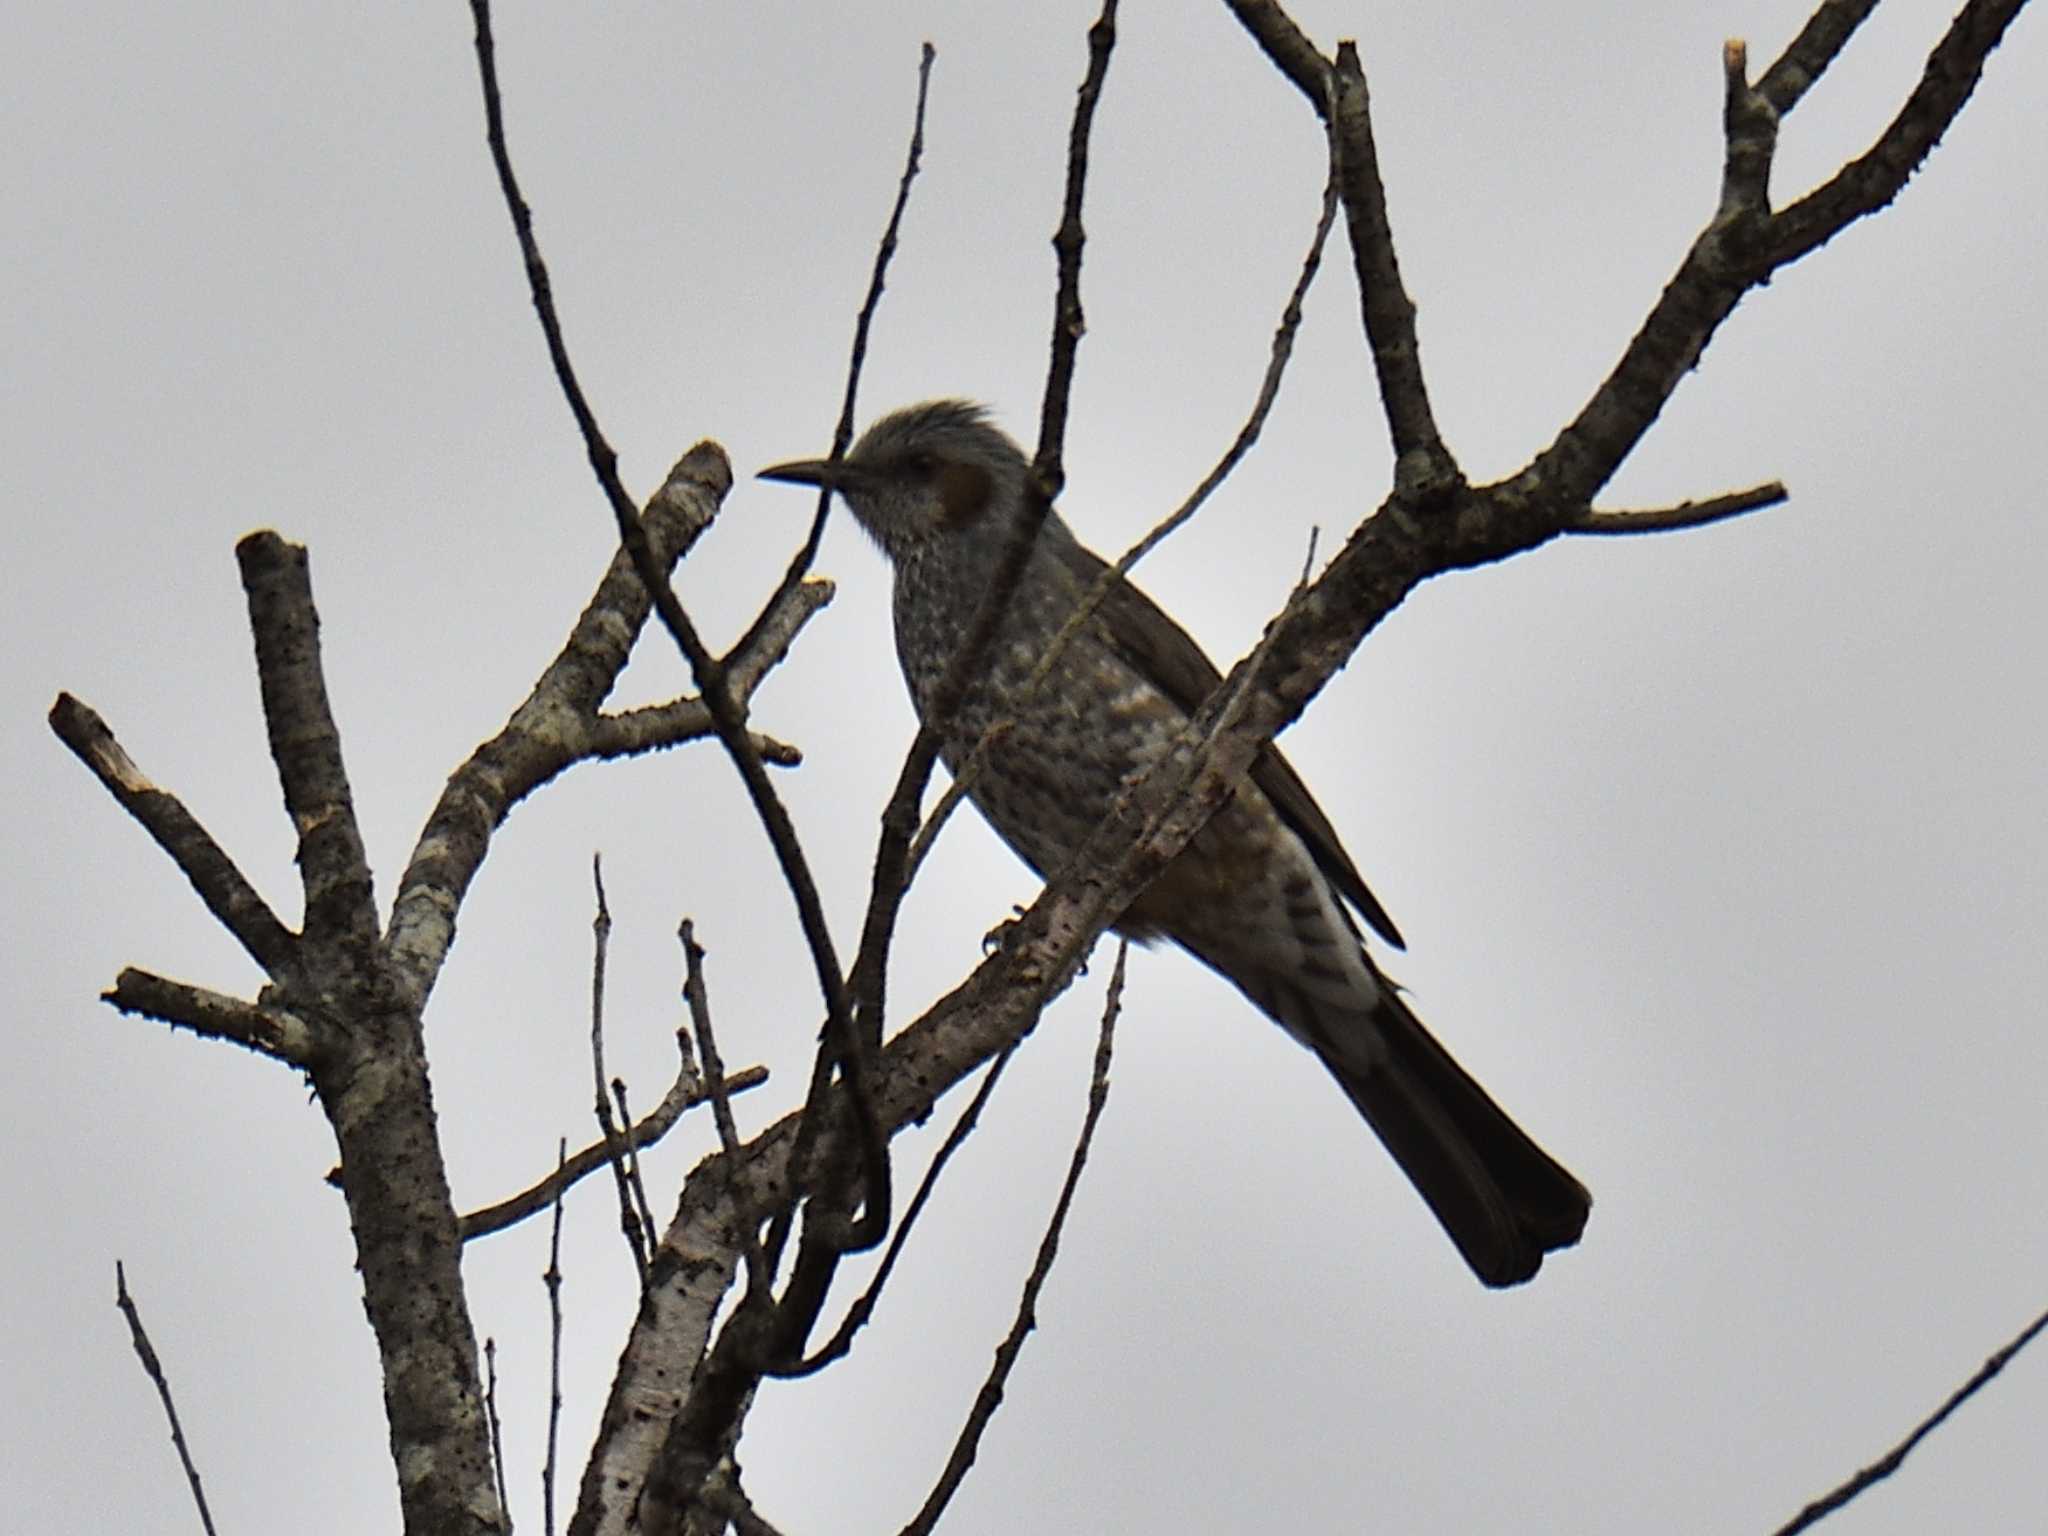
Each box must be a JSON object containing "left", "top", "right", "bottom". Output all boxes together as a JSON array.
[
  {"left": 484, "top": 1338, "right": 510, "bottom": 1529},
  {"left": 1327, "top": 42, "right": 1450, "bottom": 484},
  {"left": 612, "top": 1078, "right": 661, "bottom": 1262},
  {"left": 679, "top": 920, "right": 775, "bottom": 1303},
  {"left": 1572, "top": 480, "right": 1788, "bottom": 535},
  {"left": 1767, "top": 0, "right": 2030, "bottom": 268},
  {"left": 1222, "top": 0, "right": 1332, "bottom": 109},
  {"left": 50, "top": 694, "right": 298, "bottom": 979},
  {"left": 898, "top": 943, "right": 1126, "bottom": 1536},
  {"left": 468, "top": 0, "right": 858, "bottom": 1089},
  {"left": 101, "top": 968, "right": 314, "bottom": 1064},
  {"left": 236, "top": 531, "right": 378, "bottom": 950},
  {"left": 769, "top": 1046, "right": 1019, "bottom": 1379},
  {"left": 731, "top": 41, "right": 937, "bottom": 664},
  {"left": 1510, "top": 8, "right": 2024, "bottom": 525},
  {"left": 385, "top": 441, "right": 754, "bottom": 1015},
  {"left": 1032, "top": 0, "right": 1119, "bottom": 490},
  {"left": 544, "top": 1140, "right": 568, "bottom": 1536},
  {"left": 459, "top": 1065, "right": 767, "bottom": 1242},
  {"left": 115, "top": 1262, "right": 219, "bottom": 1536},
  {"left": 1758, "top": 0, "right": 1883, "bottom": 116},
  {"left": 1772, "top": 1301, "right": 2048, "bottom": 1535},
  {"left": 586, "top": 703, "right": 802, "bottom": 769},
  {"left": 590, "top": 857, "right": 652, "bottom": 1283}
]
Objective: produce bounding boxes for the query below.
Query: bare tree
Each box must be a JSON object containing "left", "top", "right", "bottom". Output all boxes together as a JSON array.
[{"left": 49, "top": 3, "right": 2041, "bottom": 1534}]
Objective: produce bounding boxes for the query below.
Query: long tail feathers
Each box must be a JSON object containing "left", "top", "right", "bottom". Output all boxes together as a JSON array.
[{"left": 1318, "top": 988, "right": 1589, "bottom": 1287}]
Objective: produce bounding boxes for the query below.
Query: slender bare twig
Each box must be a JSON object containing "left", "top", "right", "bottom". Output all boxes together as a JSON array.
[
  {"left": 114, "top": 1263, "right": 219, "bottom": 1536},
  {"left": 768, "top": 1046, "right": 1019, "bottom": 1379},
  {"left": 50, "top": 695, "right": 297, "bottom": 979},
  {"left": 732, "top": 40, "right": 938, "bottom": 665},
  {"left": 1772, "top": 1301, "right": 2048, "bottom": 1535},
  {"left": 611, "top": 1077, "right": 660, "bottom": 1258},
  {"left": 752, "top": 44, "right": 949, "bottom": 1288},
  {"left": 544, "top": 1139, "right": 568, "bottom": 1536},
  {"left": 460, "top": 1064, "right": 766, "bottom": 1242},
  {"left": 679, "top": 920, "right": 774, "bottom": 1300},
  {"left": 587, "top": 704, "right": 800, "bottom": 767},
  {"left": 467, "top": 0, "right": 858, "bottom": 1080},
  {"left": 484, "top": 1338, "right": 510, "bottom": 1527},
  {"left": 590, "top": 856, "right": 651, "bottom": 1283},
  {"left": 1573, "top": 481, "right": 1789, "bottom": 535},
  {"left": 897, "top": 942, "right": 1126, "bottom": 1536}
]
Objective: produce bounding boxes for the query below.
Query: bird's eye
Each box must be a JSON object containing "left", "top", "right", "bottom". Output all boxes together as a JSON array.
[{"left": 905, "top": 450, "right": 936, "bottom": 477}]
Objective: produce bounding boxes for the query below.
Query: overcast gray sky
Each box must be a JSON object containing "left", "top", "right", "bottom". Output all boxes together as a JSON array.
[{"left": 7, "top": 2, "right": 2046, "bottom": 1531}]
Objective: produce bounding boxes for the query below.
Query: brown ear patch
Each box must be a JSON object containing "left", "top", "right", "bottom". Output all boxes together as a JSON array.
[{"left": 932, "top": 459, "right": 994, "bottom": 526}]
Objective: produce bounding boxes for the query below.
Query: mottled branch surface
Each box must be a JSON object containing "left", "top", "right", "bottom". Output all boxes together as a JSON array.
[{"left": 58, "top": 442, "right": 823, "bottom": 1536}]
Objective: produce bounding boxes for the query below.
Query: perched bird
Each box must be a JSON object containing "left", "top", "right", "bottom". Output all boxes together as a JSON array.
[{"left": 760, "top": 400, "right": 1588, "bottom": 1286}]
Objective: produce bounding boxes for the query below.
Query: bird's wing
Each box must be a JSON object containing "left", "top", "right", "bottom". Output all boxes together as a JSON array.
[{"left": 1050, "top": 537, "right": 1406, "bottom": 949}]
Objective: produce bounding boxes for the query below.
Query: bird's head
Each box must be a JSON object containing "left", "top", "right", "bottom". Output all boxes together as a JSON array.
[{"left": 757, "top": 399, "right": 1031, "bottom": 568}]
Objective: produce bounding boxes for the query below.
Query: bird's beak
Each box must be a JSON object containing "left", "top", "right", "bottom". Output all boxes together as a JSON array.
[{"left": 757, "top": 456, "right": 872, "bottom": 493}]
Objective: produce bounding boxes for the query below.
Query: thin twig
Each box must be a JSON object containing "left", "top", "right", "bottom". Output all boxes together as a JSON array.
[
  {"left": 459, "top": 1063, "right": 765, "bottom": 1242},
  {"left": 768, "top": 1046, "right": 1019, "bottom": 1378},
  {"left": 484, "top": 1338, "right": 510, "bottom": 1528},
  {"left": 897, "top": 942, "right": 1127, "bottom": 1536},
  {"left": 468, "top": 0, "right": 860, "bottom": 1097},
  {"left": 1771, "top": 1301, "right": 2048, "bottom": 1535},
  {"left": 1573, "top": 480, "right": 1789, "bottom": 535},
  {"left": 589, "top": 855, "right": 651, "bottom": 1282},
  {"left": 114, "top": 1262, "right": 219, "bottom": 1536},
  {"left": 680, "top": 919, "right": 774, "bottom": 1300},
  {"left": 753, "top": 44, "right": 949, "bottom": 1287},
  {"left": 611, "top": 1077, "right": 660, "bottom": 1260},
  {"left": 543, "top": 1139, "right": 568, "bottom": 1536},
  {"left": 732, "top": 40, "right": 938, "bottom": 665}
]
